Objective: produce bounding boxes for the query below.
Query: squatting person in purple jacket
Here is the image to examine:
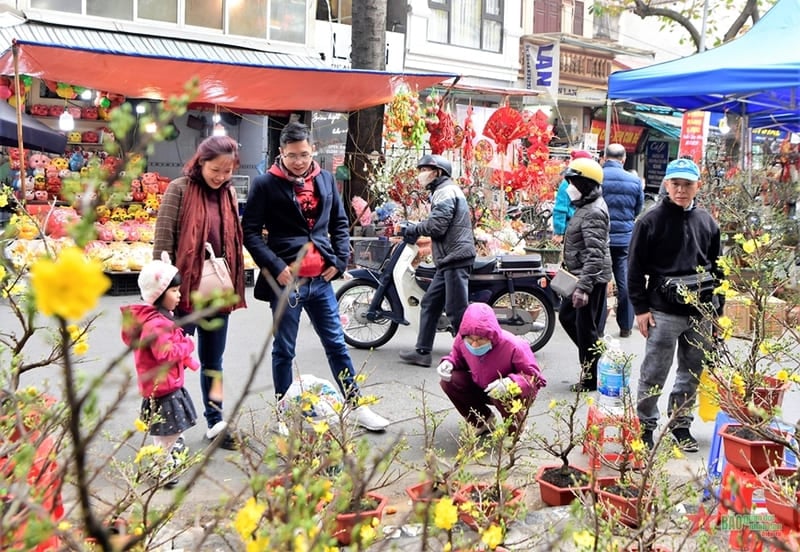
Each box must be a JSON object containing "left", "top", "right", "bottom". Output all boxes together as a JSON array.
[{"left": 436, "top": 303, "right": 547, "bottom": 435}]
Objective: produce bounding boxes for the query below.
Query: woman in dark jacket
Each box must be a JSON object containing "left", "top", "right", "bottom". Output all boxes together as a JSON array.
[{"left": 558, "top": 158, "right": 612, "bottom": 391}]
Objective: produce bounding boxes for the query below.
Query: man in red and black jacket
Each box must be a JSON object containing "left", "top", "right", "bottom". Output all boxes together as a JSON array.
[{"left": 242, "top": 121, "right": 389, "bottom": 432}]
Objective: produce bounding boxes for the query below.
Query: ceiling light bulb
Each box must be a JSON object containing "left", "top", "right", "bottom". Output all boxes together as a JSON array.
[
  {"left": 212, "top": 113, "right": 221, "bottom": 123},
  {"left": 212, "top": 123, "right": 226, "bottom": 136},
  {"left": 136, "top": 103, "right": 147, "bottom": 114},
  {"left": 144, "top": 121, "right": 158, "bottom": 133},
  {"left": 59, "top": 112, "right": 74, "bottom": 131},
  {"left": 80, "top": 89, "right": 93, "bottom": 100}
]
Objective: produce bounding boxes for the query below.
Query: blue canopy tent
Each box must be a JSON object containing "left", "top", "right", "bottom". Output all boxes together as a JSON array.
[{"left": 607, "top": 0, "right": 800, "bottom": 132}]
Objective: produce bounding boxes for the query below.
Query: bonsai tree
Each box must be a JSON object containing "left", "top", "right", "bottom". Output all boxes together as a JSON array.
[{"left": 527, "top": 369, "right": 592, "bottom": 490}]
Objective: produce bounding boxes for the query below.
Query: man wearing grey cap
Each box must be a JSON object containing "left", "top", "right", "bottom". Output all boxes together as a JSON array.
[{"left": 628, "top": 158, "right": 723, "bottom": 453}]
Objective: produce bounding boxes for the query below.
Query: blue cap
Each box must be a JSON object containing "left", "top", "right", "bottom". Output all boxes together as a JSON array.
[{"left": 665, "top": 158, "right": 700, "bottom": 181}]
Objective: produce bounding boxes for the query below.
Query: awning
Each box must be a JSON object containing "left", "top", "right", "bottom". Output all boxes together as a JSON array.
[
  {"left": 0, "top": 98, "right": 66, "bottom": 153},
  {"left": 0, "top": 21, "right": 456, "bottom": 112},
  {"left": 625, "top": 111, "right": 681, "bottom": 140}
]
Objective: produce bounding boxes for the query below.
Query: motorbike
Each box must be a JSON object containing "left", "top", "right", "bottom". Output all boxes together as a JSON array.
[{"left": 336, "top": 235, "right": 559, "bottom": 352}]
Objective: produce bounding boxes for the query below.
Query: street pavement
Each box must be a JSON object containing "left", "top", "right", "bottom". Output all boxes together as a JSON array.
[{"left": 7, "top": 284, "right": 800, "bottom": 550}]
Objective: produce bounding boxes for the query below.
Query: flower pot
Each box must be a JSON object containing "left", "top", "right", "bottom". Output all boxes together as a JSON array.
[
  {"left": 405, "top": 479, "right": 452, "bottom": 507},
  {"left": 761, "top": 466, "right": 800, "bottom": 530},
  {"left": 598, "top": 484, "right": 650, "bottom": 528},
  {"left": 535, "top": 465, "right": 590, "bottom": 507},
  {"left": 718, "top": 375, "right": 790, "bottom": 425},
  {"left": 720, "top": 423, "right": 785, "bottom": 474},
  {"left": 333, "top": 491, "right": 388, "bottom": 546},
  {"left": 453, "top": 482, "right": 524, "bottom": 530}
]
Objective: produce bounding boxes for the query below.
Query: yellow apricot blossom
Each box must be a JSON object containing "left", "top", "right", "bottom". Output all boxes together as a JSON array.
[
  {"left": 232, "top": 497, "right": 266, "bottom": 542},
  {"left": 717, "top": 316, "right": 734, "bottom": 340},
  {"left": 134, "top": 418, "right": 148, "bottom": 432},
  {"left": 30, "top": 247, "right": 110, "bottom": 320},
  {"left": 481, "top": 524, "right": 504, "bottom": 550},
  {"left": 573, "top": 529, "right": 595, "bottom": 548},
  {"left": 434, "top": 496, "right": 459, "bottom": 530},
  {"left": 134, "top": 444, "right": 163, "bottom": 464},
  {"left": 776, "top": 369, "right": 789, "bottom": 382},
  {"left": 73, "top": 339, "right": 89, "bottom": 355}
]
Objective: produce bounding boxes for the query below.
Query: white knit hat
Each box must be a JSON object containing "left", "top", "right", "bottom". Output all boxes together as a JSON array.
[{"left": 138, "top": 252, "right": 179, "bottom": 305}]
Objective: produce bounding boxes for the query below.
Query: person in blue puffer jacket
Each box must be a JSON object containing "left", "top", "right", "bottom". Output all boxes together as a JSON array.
[{"left": 601, "top": 143, "right": 644, "bottom": 338}]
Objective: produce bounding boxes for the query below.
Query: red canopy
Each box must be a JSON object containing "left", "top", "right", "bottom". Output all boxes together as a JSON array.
[{"left": 0, "top": 28, "right": 455, "bottom": 112}]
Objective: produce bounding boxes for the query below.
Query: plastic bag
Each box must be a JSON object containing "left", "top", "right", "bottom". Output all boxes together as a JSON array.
[
  {"left": 277, "top": 374, "right": 344, "bottom": 424},
  {"left": 697, "top": 370, "right": 720, "bottom": 422}
]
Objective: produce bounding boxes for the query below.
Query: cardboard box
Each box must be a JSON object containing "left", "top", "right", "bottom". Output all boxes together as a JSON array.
[
  {"left": 760, "top": 296, "right": 788, "bottom": 338},
  {"left": 725, "top": 296, "right": 752, "bottom": 338}
]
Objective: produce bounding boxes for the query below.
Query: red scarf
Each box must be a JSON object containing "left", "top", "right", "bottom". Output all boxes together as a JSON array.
[{"left": 175, "top": 177, "right": 245, "bottom": 313}]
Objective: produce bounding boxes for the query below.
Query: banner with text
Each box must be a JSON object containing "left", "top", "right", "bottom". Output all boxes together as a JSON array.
[
  {"left": 524, "top": 41, "right": 560, "bottom": 101},
  {"left": 589, "top": 120, "right": 646, "bottom": 153},
  {"left": 678, "top": 111, "right": 710, "bottom": 163}
]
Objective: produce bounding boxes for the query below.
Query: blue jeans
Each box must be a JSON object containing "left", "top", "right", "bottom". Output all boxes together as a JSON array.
[
  {"left": 271, "top": 277, "right": 357, "bottom": 401},
  {"left": 181, "top": 313, "right": 229, "bottom": 428},
  {"left": 636, "top": 310, "right": 710, "bottom": 431},
  {"left": 416, "top": 266, "right": 470, "bottom": 353},
  {"left": 611, "top": 245, "right": 634, "bottom": 331}
]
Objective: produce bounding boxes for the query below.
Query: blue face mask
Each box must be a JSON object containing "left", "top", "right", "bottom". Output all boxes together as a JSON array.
[{"left": 465, "top": 341, "right": 492, "bottom": 356}]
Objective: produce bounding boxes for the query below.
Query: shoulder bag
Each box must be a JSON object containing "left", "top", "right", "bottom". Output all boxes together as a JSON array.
[
  {"left": 198, "top": 242, "right": 234, "bottom": 295},
  {"left": 659, "top": 272, "right": 716, "bottom": 305},
  {"left": 550, "top": 267, "right": 579, "bottom": 298}
]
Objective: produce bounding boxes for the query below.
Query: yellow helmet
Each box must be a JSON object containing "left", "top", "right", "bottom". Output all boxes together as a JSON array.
[{"left": 563, "top": 157, "right": 603, "bottom": 187}]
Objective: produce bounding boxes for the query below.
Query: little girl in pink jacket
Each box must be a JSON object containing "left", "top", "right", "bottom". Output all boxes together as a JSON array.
[{"left": 121, "top": 256, "right": 198, "bottom": 485}]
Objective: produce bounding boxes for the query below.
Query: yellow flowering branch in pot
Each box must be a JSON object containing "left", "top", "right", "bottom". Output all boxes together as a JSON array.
[{"left": 699, "top": 230, "right": 800, "bottom": 427}]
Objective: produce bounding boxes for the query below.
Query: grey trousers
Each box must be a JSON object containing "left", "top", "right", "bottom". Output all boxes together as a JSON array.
[{"left": 636, "top": 310, "right": 711, "bottom": 432}]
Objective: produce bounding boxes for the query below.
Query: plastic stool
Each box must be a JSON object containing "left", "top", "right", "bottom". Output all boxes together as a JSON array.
[
  {"left": 583, "top": 404, "right": 643, "bottom": 470},
  {"left": 718, "top": 462, "right": 765, "bottom": 517}
]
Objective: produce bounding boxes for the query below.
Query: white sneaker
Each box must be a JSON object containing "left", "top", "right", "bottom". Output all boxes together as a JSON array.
[
  {"left": 205, "top": 421, "right": 228, "bottom": 440},
  {"left": 350, "top": 406, "right": 390, "bottom": 432}
]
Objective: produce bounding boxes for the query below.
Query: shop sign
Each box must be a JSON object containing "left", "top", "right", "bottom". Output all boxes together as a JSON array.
[
  {"left": 589, "top": 120, "right": 645, "bottom": 152},
  {"left": 678, "top": 111, "right": 709, "bottom": 164},
  {"left": 315, "top": 23, "right": 404, "bottom": 71},
  {"left": 645, "top": 141, "right": 669, "bottom": 189},
  {"left": 524, "top": 41, "right": 559, "bottom": 99},
  {"left": 751, "top": 127, "right": 788, "bottom": 143}
]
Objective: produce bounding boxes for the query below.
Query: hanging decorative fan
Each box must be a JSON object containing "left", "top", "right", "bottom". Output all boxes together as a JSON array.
[{"left": 483, "top": 106, "right": 526, "bottom": 153}]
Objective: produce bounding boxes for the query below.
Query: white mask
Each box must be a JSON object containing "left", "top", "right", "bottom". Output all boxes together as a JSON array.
[
  {"left": 417, "top": 170, "right": 436, "bottom": 187},
  {"left": 566, "top": 183, "right": 582, "bottom": 202}
]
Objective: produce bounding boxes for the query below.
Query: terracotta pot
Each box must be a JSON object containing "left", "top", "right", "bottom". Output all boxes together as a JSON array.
[
  {"left": 761, "top": 466, "right": 800, "bottom": 530},
  {"left": 718, "top": 375, "right": 790, "bottom": 425},
  {"left": 598, "top": 485, "right": 650, "bottom": 528},
  {"left": 453, "top": 482, "right": 524, "bottom": 530},
  {"left": 405, "top": 479, "right": 453, "bottom": 506},
  {"left": 720, "top": 423, "right": 784, "bottom": 474},
  {"left": 535, "top": 465, "right": 591, "bottom": 507},
  {"left": 333, "top": 491, "right": 388, "bottom": 546}
]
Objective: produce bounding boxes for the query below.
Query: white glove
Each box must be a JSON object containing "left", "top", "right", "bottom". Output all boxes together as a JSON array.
[
  {"left": 436, "top": 360, "right": 454, "bottom": 381},
  {"left": 485, "top": 377, "right": 515, "bottom": 400}
]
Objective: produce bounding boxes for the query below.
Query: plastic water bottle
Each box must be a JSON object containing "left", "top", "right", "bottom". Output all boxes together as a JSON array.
[{"left": 597, "top": 337, "right": 631, "bottom": 413}]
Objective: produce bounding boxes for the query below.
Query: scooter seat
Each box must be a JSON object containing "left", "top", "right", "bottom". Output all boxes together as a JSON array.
[
  {"left": 472, "top": 257, "right": 497, "bottom": 274},
  {"left": 497, "top": 254, "right": 543, "bottom": 271}
]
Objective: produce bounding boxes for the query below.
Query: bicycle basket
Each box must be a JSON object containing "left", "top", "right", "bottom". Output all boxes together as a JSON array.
[{"left": 352, "top": 240, "right": 392, "bottom": 270}]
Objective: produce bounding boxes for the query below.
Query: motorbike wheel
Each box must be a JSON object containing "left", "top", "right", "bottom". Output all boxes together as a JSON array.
[
  {"left": 336, "top": 279, "right": 398, "bottom": 349},
  {"left": 489, "top": 287, "right": 555, "bottom": 352}
]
